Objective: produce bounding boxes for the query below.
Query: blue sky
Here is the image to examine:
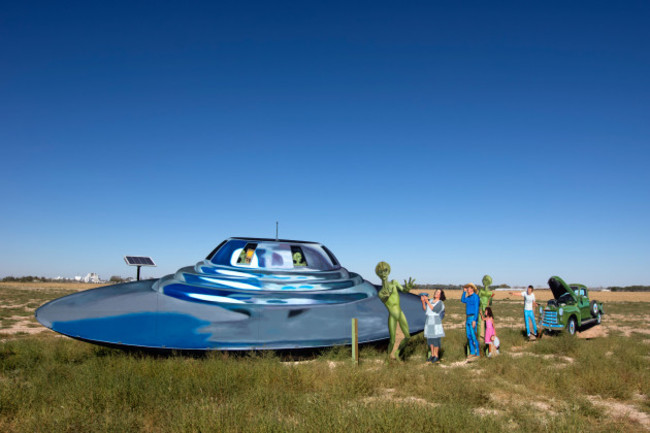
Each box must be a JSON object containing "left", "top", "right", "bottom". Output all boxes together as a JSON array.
[{"left": 1, "top": 1, "right": 649, "bottom": 286}]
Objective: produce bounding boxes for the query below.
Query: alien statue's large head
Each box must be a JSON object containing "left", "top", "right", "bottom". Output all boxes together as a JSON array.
[
  {"left": 482, "top": 274, "right": 493, "bottom": 290},
  {"left": 375, "top": 261, "right": 391, "bottom": 280}
]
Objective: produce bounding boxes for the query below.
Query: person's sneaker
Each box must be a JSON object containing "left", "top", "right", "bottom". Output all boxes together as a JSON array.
[
  {"left": 427, "top": 356, "right": 433, "bottom": 363},
  {"left": 528, "top": 333, "right": 537, "bottom": 340},
  {"left": 431, "top": 356, "right": 439, "bottom": 363}
]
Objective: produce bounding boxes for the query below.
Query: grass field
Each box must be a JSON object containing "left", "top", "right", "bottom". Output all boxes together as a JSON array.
[{"left": 1, "top": 283, "right": 649, "bottom": 432}]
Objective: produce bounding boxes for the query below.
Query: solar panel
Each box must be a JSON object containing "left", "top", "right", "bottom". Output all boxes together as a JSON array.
[{"left": 124, "top": 256, "right": 156, "bottom": 267}]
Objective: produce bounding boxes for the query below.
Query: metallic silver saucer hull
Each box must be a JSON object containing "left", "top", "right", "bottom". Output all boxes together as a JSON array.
[{"left": 35, "top": 280, "right": 425, "bottom": 350}]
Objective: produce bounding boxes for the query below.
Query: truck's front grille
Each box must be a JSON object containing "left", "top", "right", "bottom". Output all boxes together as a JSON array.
[{"left": 543, "top": 310, "right": 558, "bottom": 325}]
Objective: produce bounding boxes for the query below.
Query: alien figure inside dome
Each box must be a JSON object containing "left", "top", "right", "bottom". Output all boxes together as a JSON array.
[
  {"left": 375, "top": 261, "right": 415, "bottom": 360},
  {"left": 292, "top": 251, "right": 307, "bottom": 267}
]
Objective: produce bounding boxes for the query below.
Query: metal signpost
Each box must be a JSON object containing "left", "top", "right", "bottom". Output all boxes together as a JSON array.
[{"left": 351, "top": 318, "right": 359, "bottom": 364}]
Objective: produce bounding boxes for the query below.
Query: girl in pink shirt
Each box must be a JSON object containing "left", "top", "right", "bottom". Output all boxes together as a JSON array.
[{"left": 484, "top": 307, "right": 498, "bottom": 357}]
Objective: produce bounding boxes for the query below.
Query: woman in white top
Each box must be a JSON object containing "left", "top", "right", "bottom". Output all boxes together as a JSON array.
[{"left": 420, "top": 289, "right": 446, "bottom": 363}]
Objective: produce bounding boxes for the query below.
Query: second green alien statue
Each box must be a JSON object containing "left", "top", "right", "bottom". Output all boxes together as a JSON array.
[
  {"left": 375, "top": 261, "right": 415, "bottom": 360},
  {"left": 478, "top": 274, "right": 495, "bottom": 340}
]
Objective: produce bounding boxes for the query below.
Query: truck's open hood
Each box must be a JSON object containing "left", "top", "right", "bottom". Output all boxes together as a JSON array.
[{"left": 548, "top": 276, "right": 578, "bottom": 302}]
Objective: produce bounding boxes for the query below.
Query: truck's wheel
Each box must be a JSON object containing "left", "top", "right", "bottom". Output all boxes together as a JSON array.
[
  {"left": 567, "top": 317, "right": 577, "bottom": 336},
  {"left": 590, "top": 301, "right": 599, "bottom": 317}
]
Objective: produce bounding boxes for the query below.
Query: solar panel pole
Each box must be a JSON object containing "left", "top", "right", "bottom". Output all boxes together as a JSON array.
[{"left": 124, "top": 256, "right": 156, "bottom": 282}]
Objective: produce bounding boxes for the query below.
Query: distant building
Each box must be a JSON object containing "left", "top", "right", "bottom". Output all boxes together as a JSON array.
[{"left": 82, "top": 273, "right": 101, "bottom": 283}]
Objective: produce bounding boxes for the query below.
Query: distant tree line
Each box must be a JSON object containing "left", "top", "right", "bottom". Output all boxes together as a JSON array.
[
  {"left": 412, "top": 284, "right": 462, "bottom": 292},
  {"left": 409, "top": 283, "right": 511, "bottom": 292},
  {"left": 1, "top": 275, "right": 128, "bottom": 283},
  {"left": 1, "top": 276, "right": 59, "bottom": 282},
  {"left": 607, "top": 285, "right": 650, "bottom": 292}
]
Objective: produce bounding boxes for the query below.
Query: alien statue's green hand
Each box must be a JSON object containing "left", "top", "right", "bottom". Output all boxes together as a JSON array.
[
  {"left": 402, "top": 277, "right": 416, "bottom": 293},
  {"left": 378, "top": 286, "right": 391, "bottom": 303}
]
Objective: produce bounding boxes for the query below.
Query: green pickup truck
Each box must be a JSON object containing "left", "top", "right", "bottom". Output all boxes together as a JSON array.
[{"left": 540, "top": 276, "right": 604, "bottom": 335}]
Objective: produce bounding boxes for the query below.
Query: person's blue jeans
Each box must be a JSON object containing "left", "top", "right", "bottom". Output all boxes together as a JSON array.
[
  {"left": 466, "top": 315, "right": 478, "bottom": 356},
  {"left": 524, "top": 309, "right": 537, "bottom": 336}
]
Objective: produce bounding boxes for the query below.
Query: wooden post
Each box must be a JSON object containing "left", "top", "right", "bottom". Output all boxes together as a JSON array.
[{"left": 351, "top": 318, "right": 359, "bottom": 365}]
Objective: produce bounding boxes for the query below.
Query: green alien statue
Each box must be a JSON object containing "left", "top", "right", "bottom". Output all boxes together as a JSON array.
[
  {"left": 375, "top": 261, "right": 415, "bottom": 360},
  {"left": 478, "top": 274, "right": 495, "bottom": 340},
  {"left": 293, "top": 251, "right": 306, "bottom": 267}
]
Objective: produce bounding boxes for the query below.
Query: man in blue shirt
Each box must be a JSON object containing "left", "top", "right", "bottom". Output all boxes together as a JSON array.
[{"left": 461, "top": 283, "right": 480, "bottom": 358}]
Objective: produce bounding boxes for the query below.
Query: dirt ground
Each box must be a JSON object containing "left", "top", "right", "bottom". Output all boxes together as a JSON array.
[{"left": 3, "top": 282, "right": 648, "bottom": 432}]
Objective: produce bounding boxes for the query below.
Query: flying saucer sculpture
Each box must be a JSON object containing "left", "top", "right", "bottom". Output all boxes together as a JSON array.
[{"left": 36, "top": 238, "right": 425, "bottom": 350}]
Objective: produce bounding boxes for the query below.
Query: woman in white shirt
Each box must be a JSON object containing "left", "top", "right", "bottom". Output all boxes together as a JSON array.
[{"left": 510, "top": 285, "right": 539, "bottom": 339}]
